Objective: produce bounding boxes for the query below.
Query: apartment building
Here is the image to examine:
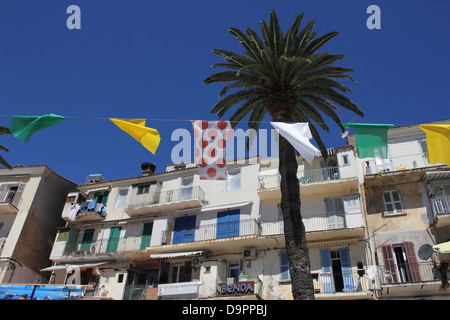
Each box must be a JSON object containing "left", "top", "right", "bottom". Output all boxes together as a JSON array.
[
  {"left": 348, "top": 119, "right": 450, "bottom": 299},
  {"left": 45, "top": 144, "right": 373, "bottom": 300},
  {"left": 43, "top": 119, "right": 449, "bottom": 300},
  {"left": 0, "top": 165, "right": 76, "bottom": 284}
]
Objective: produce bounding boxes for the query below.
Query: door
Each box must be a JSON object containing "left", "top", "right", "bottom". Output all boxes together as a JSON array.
[
  {"left": 180, "top": 177, "right": 193, "bottom": 200},
  {"left": 106, "top": 227, "right": 121, "bottom": 252},
  {"left": 140, "top": 222, "right": 153, "bottom": 250},
  {"left": 217, "top": 209, "right": 240, "bottom": 239},
  {"left": 173, "top": 215, "right": 196, "bottom": 244}
]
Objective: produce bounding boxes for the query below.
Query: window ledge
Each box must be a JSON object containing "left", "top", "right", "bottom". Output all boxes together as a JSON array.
[{"left": 383, "top": 212, "right": 407, "bottom": 218}]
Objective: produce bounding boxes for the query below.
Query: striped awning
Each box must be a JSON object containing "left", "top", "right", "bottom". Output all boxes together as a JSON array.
[
  {"left": 150, "top": 251, "right": 209, "bottom": 259},
  {"left": 40, "top": 262, "right": 108, "bottom": 272},
  {"left": 422, "top": 171, "right": 450, "bottom": 182}
]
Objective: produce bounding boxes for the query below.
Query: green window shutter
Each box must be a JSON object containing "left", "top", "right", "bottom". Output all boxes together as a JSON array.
[
  {"left": 140, "top": 222, "right": 153, "bottom": 250},
  {"left": 93, "top": 193, "right": 99, "bottom": 203},
  {"left": 102, "top": 191, "right": 109, "bottom": 205}
]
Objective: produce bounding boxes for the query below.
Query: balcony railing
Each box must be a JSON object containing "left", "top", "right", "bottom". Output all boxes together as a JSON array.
[
  {"left": 431, "top": 196, "right": 450, "bottom": 216},
  {"left": 379, "top": 262, "right": 439, "bottom": 285},
  {"left": 162, "top": 219, "right": 258, "bottom": 245},
  {"left": 258, "top": 167, "right": 341, "bottom": 190},
  {"left": 52, "top": 236, "right": 149, "bottom": 259},
  {"left": 126, "top": 187, "right": 205, "bottom": 216},
  {"left": 313, "top": 269, "right": 371, "bottom": 294},
  {"left": 260, "top": 211, "right": 364, "bottom": 236}
]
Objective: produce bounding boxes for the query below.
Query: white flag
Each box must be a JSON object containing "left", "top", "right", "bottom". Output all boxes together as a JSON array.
[{"left": 270, "top": 122, "right": 321, "bottom": 164}]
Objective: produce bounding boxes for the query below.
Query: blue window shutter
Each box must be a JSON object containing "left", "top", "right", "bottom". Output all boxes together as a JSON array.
[
  {"left": 174, "top": 216, "right": 196, "bottom": 244},
  {"left": 173, "top": 217, "right": 186, "bottom": 244},
  {"left": 184, "top": 215, "right": 196, "bottom": 242},
  {"left": 217, "top": 212, "right": 228, "bottom": 239},
  {"left": 228, "top": 209, "right": 240, "bottom": 237},
  {"left": 216, "top": 210, "right": 240, "bottom": 239},
  {"left": 320, "top": 248, "right": 334, "bottom": 293},
  {"left": 339, "top": 247, "right": 353, "bottom": 290}
]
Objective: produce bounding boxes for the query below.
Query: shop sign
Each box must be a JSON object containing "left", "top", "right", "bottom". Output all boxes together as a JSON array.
[{"left": 219, "top": 281, "right": 254, "bottom": 296}]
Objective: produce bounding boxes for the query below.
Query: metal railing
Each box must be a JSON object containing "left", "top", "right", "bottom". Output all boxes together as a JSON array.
[
  {"left": 57, "top": 236, "right": 148, "bottom": 257},
  {"left": 260, "top": 213, "right": 349, "bottom": 236},
  {"left": 127, "top": 186, "right": 205, "bottom": 208},
  {"left": 162, "top": 219, "right": 258, "bottom": 245},
  {"left": 431, "top": 196, "right": 450, "bottom": 216},
  {"left": 258, "top": 167, "right": 341, "bottom": 190},
  {"left": 379, "top": 262, "right": 439, "bottom": 285},
  {"left": 313, "top": 269, "right": 371, "bottom": 294}
]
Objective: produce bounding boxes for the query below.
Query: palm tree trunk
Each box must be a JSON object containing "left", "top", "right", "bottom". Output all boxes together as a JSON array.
[{"left": 275, "top": 112, "right": 315, "bottom": 300}]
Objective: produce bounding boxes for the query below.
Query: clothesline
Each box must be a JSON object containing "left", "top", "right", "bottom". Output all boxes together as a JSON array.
[{"left": 0, "top": 114, "right": 408, "bottom": 126}]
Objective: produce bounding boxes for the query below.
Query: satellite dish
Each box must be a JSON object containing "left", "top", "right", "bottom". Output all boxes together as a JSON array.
[
  {"left": 341, "top": 130, "right": 349, "bottom": 139},
  {"left": 418, "top": 244, "right": 434, "bottom": 260},
  {"left": 366, "top": 265, "right": 377, "bottom": 279}
]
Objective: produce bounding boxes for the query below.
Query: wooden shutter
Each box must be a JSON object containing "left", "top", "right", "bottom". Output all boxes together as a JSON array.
[
  {"left": 140, "top": 222, "right": 153, "bottom": 250},
  {"left": 102, "top": 191, "right": 109, "bottom": 205},
  {"left": 381, "top": 244, "right": 398, "bottom": 283},
  {"left": 339, "top": 247, "right": 353, "bottom": 289},
  {"left": 0, "top": 184, "right": 8, "bottom": 202},
  {"left": 404, "top": 241, "right": 421, "bottom": 282},
  {"left": 11, "top": 182, "right": 26, "bottom": 208},
  {"left": 320, "top": 248, "right": 334, "bottom": 293}
]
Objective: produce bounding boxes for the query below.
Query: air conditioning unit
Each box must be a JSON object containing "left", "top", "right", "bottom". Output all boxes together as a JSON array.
[
  {"left": 243, "top": 248, "right": 256, "bottom": 259},
  {"left": 192, "top": 257, "right": 201, "bottom": 267}
]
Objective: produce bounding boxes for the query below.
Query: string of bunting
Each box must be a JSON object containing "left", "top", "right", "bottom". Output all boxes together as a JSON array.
[{"left": 2, "top": 114, "right": 449, "bottom": 179}]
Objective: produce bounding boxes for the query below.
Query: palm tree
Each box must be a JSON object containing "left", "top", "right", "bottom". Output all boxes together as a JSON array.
[
  {"left": 0, "top": 126, "right": 12, "bottom": 169},
  {"left": 204, "top": 11, "right": 363, "bottom": 299}
]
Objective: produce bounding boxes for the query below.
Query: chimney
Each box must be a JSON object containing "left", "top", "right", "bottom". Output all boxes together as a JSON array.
[{"left": 141, "top": 162, "right": 156, "bottom": 176}]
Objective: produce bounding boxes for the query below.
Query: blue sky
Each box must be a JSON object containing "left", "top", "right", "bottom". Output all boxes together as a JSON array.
[{"left": 0, "top": 0, "right": 449, "bottom": 184}]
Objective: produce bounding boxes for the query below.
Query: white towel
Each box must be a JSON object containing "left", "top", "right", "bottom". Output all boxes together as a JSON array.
[{"left": 270, "top": 122, "right": 321, "bottom": 165}]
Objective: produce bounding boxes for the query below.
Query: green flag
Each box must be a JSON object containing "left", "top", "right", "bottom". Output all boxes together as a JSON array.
[
  {"left": 10, "top": 114, "right": 67, "bottom": 143},
  {"left": 344, "top": 123, "right": 395, "bottom": 159}
]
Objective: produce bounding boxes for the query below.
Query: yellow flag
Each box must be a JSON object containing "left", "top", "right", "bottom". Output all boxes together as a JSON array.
[
  {"left": 419, "top": 124, "right": 450, "bottom": 166},
  {"left": 110, "top": 118, "right": 161, "bottom": 154}
]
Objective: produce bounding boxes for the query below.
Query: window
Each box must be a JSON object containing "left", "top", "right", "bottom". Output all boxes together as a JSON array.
[
  {"left": 320, "top": 247, "right": 353, "bottom": 293},
  {"left": 171, "top": 261, "right": 192, "bottom": 283},
  {"left": 383, "top": 190, "right": 403, "bottom": 215},
  {"left": 419, "top": 139, "right": 428, "bottom": 160},
  {"left": 324, "top": 197, "right": 345, "bottom": 229},
  {"left": 180, "top": 176, "right": 193, "bottom": 200},
  {"left": 0, "top": 182, "right": 26, "bottom": 208},
  {"left": 381, "top": 242, "right": 421, "bottom": 283},
  {"left": 280, "top": 251, "right": 290, "bottom": 281},
  {"left": 114, "top": 188, "right": 128, "bottom": 207},
  {"left": 343, "top": 194, "right": 361, "bottom": 213},
  {"left": 137, "top": 184, "right": 150, "bottom": 195},
  {"left": 229, "top": 263, "right": 241, "bottom": 281},
  {"left": 342, "top": 155, "right": 350, "bottom": 165},
  {"left": 227, "top": 169, "right": 241, "bottom": 191}
]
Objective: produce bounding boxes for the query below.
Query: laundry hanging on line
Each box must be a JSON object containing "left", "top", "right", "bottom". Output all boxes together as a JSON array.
[
  {"left": 270, "top": 122, "right": 321, "bottom": 165},
  {"left": 343, "top": 123, "right": 395, "bottom": 159},
  {"left": 109, "top": 118, "right": 161, "bottom": 155},
  {"left": 9, "top": 113, "right": 67, "bottom": 143},
  {"left": 192, "top": 120, "right": 233, "bottom": 180}
]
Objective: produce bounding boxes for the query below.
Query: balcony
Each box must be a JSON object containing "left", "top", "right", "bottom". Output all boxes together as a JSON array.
[
  {"left": 126, "top": 187, "right": 205, "bottom": 216},
  {"left": 160, "top": 219, "right": 259, "bottom": 249},
  {"left": 313, "top": 269, "right": 373, "bottom": 299},
  {"left": 431, "top": 195, "right": 450, "bottom": 228},
  {"left": 378, "top": 262, "right": 441, "bottom": 297},
  {"left": 258, "top": 167, "right": 357, "bottom": 199},
  {"left": 260, "top": 212, "right": 365, "bottom": 241},
  {"left": 0, "top": 191, "right": 19, "bottom": 214},
  {"left": 50, "top": 235, "right": 150, "bottom": 262}
]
